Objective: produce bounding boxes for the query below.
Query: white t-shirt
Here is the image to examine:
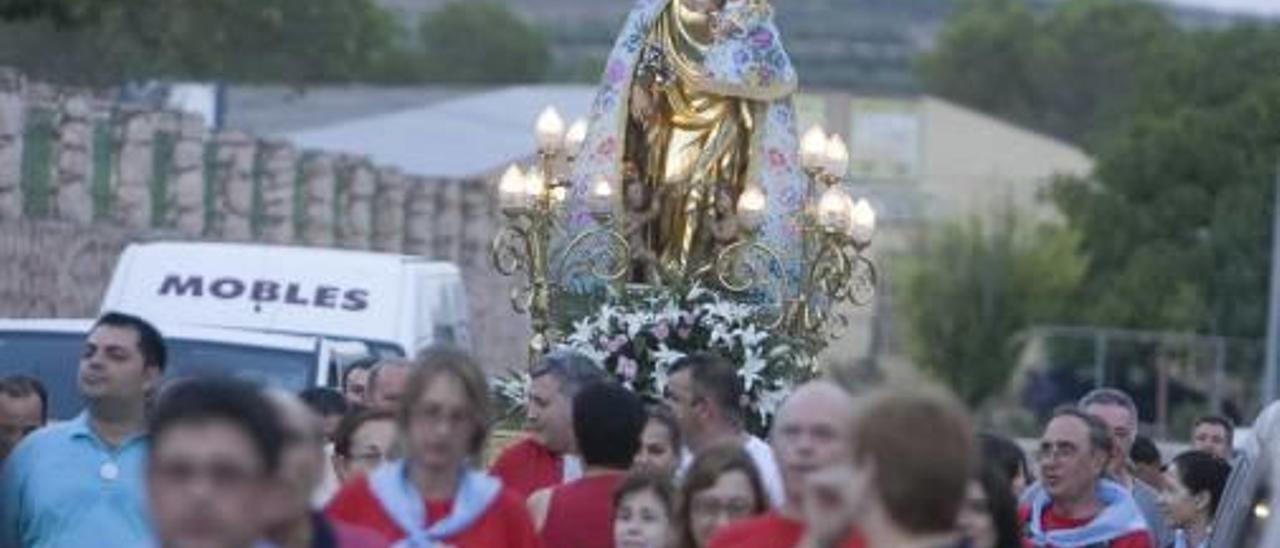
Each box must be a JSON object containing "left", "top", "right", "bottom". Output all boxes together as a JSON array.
[{"left": 679, "top": 435, "right": 786, "bottom": 508}]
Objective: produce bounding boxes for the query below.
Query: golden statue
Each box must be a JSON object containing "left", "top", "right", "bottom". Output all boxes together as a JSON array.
[{"left": 572, "top": 0, "right": 801, "bottom": 282}]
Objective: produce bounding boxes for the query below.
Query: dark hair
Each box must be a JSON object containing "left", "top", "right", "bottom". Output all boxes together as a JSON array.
[
  {"left": 574, "top": 381, "right": 646, "bottom": 469},
  {"left": 299, "top": 387, "right": 348, "bottom": 417},
  {"left": 333, "top": 408, "right": 396, "bottom": 458},
  {"left": 1169, "top": 450, "right": 1232, "bottom": 517},
  {"left": 1194, "top": 415, "right": 1235, "bottom": 444},
  {"left": 149, "top": 377, "right": 284, "bottom": 474},
  {"left": 677, "top": 443, "right": 768, "bottom": 548},
  {"left": 1051, "top": 406, "right": 1114, "bottom": 455},
  {"left": 94, "top": 311, "right": 167, "bottom": 372},
  {"left": 669, "top": 353, "right": 743, "bottom": 427},
  {"left": 342, "top": 357, "right": 378, "bottom": 389},
  {"left": 646, "top": 403, "right": 683, "bottom": 455},
  {"left": 974, "top": 462, "right": 1022, "bottom": 548},
  {"left": 1130, "top": 434, "right": 1161, "bottom": 466},
  {"left": 0, "top": 375, "right": 48, "bottom": 423},
  {"left": 979, "top": 432, "right": 1031, "bottom": 488},
  {"left": 399, "top": 347, "right": 491, "bottom": 457},
  {"left": 851, "top": 389, "right": 975, "bottom": 535},
  {"left": 614, "top": 468, "right": 676, "bottom": 519},
  {"left": 531, "top": 350, "right": 606, "bottom": 398}
]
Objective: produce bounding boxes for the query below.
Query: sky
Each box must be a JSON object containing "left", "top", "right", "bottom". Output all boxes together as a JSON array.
[{"left": 1160, "top": 0, "right": 1280, "bottom": 16}]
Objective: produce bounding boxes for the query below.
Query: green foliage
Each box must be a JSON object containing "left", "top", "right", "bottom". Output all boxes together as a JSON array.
[
  {"left": 0, "top": 0, "right": 408, "bottom": 85},
  {"left": 1048, "top": 25, "right": 1280, "bottom": 340},
  {"left": 418, "top": 2, "right": 550, "bottom": 83},
  {"left": 919, "top": 0, "right": 1179, "bottom": 146},
  {"left": 897, "top": 212, "right": 1086, "bottom": 406}
]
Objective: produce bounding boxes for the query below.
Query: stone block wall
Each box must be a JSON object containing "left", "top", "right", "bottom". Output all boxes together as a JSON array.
[{"left": 0, "top": 70, "right": 530, "bottom": 373}]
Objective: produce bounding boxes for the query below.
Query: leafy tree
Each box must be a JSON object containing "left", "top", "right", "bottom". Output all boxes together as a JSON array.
[
  {"left": 896, "top": 211, "right": 1086, "bottom": 406},
  {"left": 919, "top": 0, "right": 1179, "bottom": 146},
  {"left": 0, "top": 0, "right": 407, "bottom": 85},
  {"left": 418, "top": 1, "right": 550, "bottom": 83}
]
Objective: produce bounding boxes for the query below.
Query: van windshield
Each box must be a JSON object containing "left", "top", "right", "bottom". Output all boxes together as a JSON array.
[{"left": 0, "top": 330, "right": 317, "bottom": 420}]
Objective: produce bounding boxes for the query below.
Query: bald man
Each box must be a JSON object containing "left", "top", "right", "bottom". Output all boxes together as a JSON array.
[
  {"left": 262, "top": 391, "right": 386, "bottom": 548},
  {"left": 708, "top": 381, "right": 864, "bottom": 548}
]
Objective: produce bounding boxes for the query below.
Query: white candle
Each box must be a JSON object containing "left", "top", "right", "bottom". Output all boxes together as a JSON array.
[{"left": 535, "top": 106, "right": 566, "bottom": 152}]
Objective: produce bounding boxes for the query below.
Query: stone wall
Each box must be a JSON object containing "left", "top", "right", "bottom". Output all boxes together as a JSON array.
[{"left": 0, "top": 71, "right": 530, "bottom": 373}]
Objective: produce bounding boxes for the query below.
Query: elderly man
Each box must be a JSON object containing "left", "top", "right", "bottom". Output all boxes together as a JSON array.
[
  {"left": 709, "top": 381, "right": 861, "bottom": 548},
  {"left": 1079, "top": 388, "right": 1170, "bottom": 546},
  {"left": 364, "top": 358, "right": 411, "bottom": 412},
  {"left": 490, "top": 351, "right": 604, "bottom": 498},
  {"left": 1021, "top": 407, "right": 1151, "bottom": 548}
]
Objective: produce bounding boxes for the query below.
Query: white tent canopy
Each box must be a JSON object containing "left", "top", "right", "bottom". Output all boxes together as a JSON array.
[{"left": 286, "top": 85, "right": 596, "bottom": 179}]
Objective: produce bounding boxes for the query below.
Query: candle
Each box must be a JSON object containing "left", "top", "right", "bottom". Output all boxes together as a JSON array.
[
  {"left": 737, "top": 185, "right": 768, "bottom": 230},
  {"left": 799, "top": 125, "right": 828, "bottom": 172},
  {"left": 498, "top": 164, "right": 526, "bottom": 209},
  {"left": 535, "top": 106, "right": 566, "bottom": 152}
]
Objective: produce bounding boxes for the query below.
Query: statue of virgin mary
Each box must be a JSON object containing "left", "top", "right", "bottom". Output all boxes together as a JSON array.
[{"left": 568, "top": 0, "right": 805, "bottom": 285}]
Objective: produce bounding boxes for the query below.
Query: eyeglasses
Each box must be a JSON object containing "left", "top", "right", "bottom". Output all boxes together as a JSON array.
[
  {"left": 1036, "top": 443, "right": 1082, "bottom": 462},
  {"left": 691, "top": 497, "right": 755, "bottom": 520},
  {"left": 349, "top": 450, "right": 388, "bottom": 467}
]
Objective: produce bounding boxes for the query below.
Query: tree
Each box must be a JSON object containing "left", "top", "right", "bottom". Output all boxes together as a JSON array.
[
  {"left": 918, "top": 0, "right": 1179, "bottom": 147},
  {"left": 0, "top": 0, "right": 407, "bottom": 85},
  {"left": 418, "top": 1, "right": 550, "bottom": 83},
  {"left": 896, "top": 211, "right": 1086, "bottom": 407},
  {"left": 1048, "top": 25, "right": 1280, "bottom": 340}
]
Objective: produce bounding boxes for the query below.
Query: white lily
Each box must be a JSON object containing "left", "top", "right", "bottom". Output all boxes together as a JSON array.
[{"left": 652, "top": 344, "right": 687, "bottom": 369}]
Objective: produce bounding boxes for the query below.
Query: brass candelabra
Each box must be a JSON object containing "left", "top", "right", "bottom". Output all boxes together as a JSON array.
[{"left": 492, "top": 107, "right": 877, "bottom": 365}]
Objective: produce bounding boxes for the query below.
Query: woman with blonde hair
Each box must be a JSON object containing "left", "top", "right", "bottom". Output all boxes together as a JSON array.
[{"left": 325, "top": 347, "right": 539, "bottom": 547}]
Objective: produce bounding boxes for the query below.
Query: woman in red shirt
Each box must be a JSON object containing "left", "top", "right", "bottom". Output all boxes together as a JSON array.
[{"left": 325, "top": 347, "right": 541, "bottom": 548}]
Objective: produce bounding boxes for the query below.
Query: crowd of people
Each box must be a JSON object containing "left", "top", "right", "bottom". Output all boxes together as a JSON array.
[{"left": 0, "top": 312, "right": 1248, "bottom": 548}]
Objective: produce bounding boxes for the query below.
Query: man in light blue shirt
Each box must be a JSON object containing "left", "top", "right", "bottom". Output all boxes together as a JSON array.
[{"left": 1, "top": 312, "right": 166, "bottom": 548}]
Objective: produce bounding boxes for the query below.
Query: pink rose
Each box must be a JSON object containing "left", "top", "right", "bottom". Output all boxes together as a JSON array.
[
  {"left": 652, "top": 322, "right": 671, "bottom": 341},
  {"left": 617, "top": 357, "right": 639, "bottom": 380}
]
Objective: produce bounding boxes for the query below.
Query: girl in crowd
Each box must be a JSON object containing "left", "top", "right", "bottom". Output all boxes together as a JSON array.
[
  {"left": 957, "top": 463, "right": 1023, "bottom": 548},
  {"left": 1159, "top": 450, "right": 1231, "bottom": 548},
  {"left": 979, "top": 432, "right": 1033, "bottom": 498},
  {"left": 635, "top": 404, "right": 683, "bottom": 477},
  {"left": 614, "top": 470, "right": 678, "bottom": 548},
  {"left": 676, "top": 443, "right": 769, "bottom": 548},
  {"left": 324, "top": 347, "right": 540, "bottom": 547}
]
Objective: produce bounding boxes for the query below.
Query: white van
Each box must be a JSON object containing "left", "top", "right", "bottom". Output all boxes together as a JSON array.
[
  {"left": 0, "top": 319, "right": 335, "bottom": 419},
  {"left": 100, "top": 242, "right": 472, "bottom": 359}
]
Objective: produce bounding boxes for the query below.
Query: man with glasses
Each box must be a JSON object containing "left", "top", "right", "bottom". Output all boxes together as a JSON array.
[
  {"left": 1020, "top": 407, "right": 1152, "bottom": 548},
  {"left": 2, "top": 312, "right": 165, "bottom": 547},
  {"left": 0, "top": 375, "right": 46, "bottom": 463}
]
